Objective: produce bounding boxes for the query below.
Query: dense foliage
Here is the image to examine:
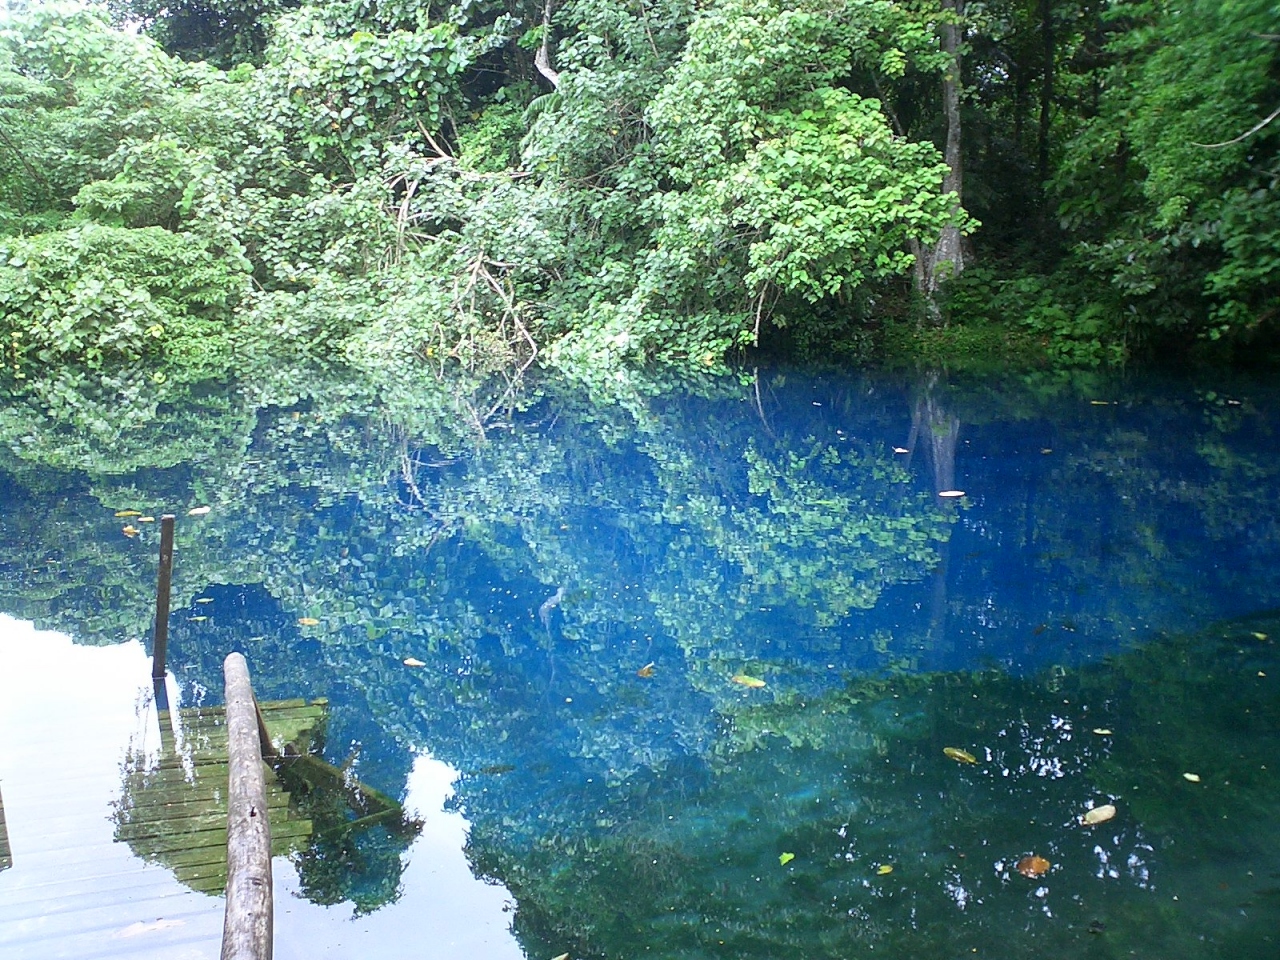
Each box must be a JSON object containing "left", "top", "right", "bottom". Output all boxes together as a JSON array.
[{"left": 0, "top": 0, "right": 1277, "bottom": 373}]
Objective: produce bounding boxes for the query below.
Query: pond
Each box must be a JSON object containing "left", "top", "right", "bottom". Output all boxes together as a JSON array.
[{"left": 0, "top": 363, "right": 1278, "bottom": 959}]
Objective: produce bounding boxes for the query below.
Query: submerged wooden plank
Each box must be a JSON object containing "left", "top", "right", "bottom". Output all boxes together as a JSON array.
[{"left": 0, "top": 783, "right": 11, "bottom": 872}]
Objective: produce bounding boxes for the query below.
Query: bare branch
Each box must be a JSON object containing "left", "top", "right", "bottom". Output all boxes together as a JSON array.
[{"left": 1192, "top": 103, "right": 1280, "bottom": 148}]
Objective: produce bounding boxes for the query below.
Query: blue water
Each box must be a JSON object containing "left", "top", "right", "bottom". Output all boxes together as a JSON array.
[{"left": 1, "top": 365, "right": 1278, "bottom": 958}]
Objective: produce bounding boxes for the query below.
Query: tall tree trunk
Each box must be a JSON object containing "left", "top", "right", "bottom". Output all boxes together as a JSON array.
[
  {"left": 1038, "top": 0, "right": 1054, "bottom": 184},
  {"left": 919, "top": 0, "right": 966, "bottom": 319}
]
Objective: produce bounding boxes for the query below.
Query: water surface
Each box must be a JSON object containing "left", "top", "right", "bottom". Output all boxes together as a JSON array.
[{"left": 0, "top": 365, "right": 1277, "bottom": 958}]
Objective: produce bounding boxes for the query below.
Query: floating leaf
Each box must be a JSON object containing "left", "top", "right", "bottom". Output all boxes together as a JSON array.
[
  {"left": 637, "top": 662, "right": 655, "bottom": 678},
  {"left": 944, "top": 747, "right": 978, "bottom": 764},
  {"left": 1081, "top": 803, "right": 1116, "bottom": 825},
  {"left": 1090, "top": 400, "right": 1110, "bottom": 406},
  {"left": 731, "top": 674, "right": 766, "bottom": 688},
  {"left": 188, "top": 616, "right": 207, "bottom": 622},
  {"left": 1092, "top": 728, "right": 1112, "bottom": 736},
  {"left": 188, "top": 506, "right": 211, "bottom": 516},
  {"left": 893, "top": 447, "right": 909, "bottom": 454},
  {"left": 551, "top": 955, "right": 570, "bottom": 960},
  {"left": 297, "top": 617, "right": 320, "bottom": 626},
  {"left": 937, "top": 490, "right": 965, "bottom": 498},
  {"left": 1016, "top": 855, "right": 1051, "bottom": 878},
  {"left": 876, "top": 864, "right": 894, "bottom": 875},
  {"left": 779, "top": 852, "right": 795, "bottom": 866},
  {"left": 1251, "top": 632, "right": 1268, "bottom": 641},
  {"left": 1040, "top": 448, "right": 1053, "bottom": 454},
  {"left": 139, "top": 516, "right": 155, "bottom": 523},
  {"left": 403, "top": 657, "right": 426, "bottom": 667},
  {"left": 114, "top": 510, "right": 142, "bottom": 518},
  {"left": 121, "top": 525, "right": 140, "bottom": 537},
  {"left": 1183, "top": 772, "right": 1201, "bottom": 783},
  {"left": 195, "top": 597, "right": 213, "bottom": 604}
]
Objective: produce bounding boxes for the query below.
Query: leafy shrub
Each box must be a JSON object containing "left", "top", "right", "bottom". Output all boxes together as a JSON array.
[{"left": 0, "top": 224, "right": 248, "bottom": 367}]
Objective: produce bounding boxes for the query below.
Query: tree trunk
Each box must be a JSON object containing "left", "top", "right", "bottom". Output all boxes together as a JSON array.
[
  {"left": 1038, "top": 0, "right": 1055, "bottom": 185},
  {"left": 919, "top": 0, "right": 966, "bottom": 319}
]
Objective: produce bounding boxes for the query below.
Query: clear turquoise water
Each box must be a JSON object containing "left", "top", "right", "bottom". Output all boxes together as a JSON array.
[{"left": 1, "top": 365, "right": 1278, "bottom": 958}]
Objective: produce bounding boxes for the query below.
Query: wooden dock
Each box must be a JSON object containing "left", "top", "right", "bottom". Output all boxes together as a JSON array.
[
  {"left": 0, "top": 671, "right": 328, "bottom": 960},
  {"left": 113, "top": 698, "right": 325, "bottom": 894}
]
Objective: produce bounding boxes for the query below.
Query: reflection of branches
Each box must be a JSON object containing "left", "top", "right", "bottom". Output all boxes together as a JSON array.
[
  {"left": 751, "top": 368, "right": 777, "bottom": 440},
  {"left": 393, "top": 431, "right": 459, "bottom": 554}
]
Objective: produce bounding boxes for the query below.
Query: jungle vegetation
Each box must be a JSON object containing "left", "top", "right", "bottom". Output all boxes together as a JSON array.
[{"left": 0, "top": 0, "right": 1277, "bottom": 376}]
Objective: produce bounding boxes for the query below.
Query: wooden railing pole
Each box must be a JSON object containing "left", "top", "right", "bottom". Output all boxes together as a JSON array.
[
  {"left": 222, "top": 653, "right": 273, "bottom": 960},
  {"left": 151, "top": 515, "right": 176, "bottom": 680}
]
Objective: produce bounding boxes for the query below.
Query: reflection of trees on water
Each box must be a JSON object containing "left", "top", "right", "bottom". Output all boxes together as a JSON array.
[
  {"left": 904, "top": 373, "right": 963, "bottom": 655},
  {"left": 0, "top": 367, "right": 1279, "bottom": 944}
]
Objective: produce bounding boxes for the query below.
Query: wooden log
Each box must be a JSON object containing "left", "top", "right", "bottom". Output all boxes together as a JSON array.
[
  {"left": 221, "top": 653, "right": 272, "bottom": 960},
  {"left": 151, "top": 515, "right": 176, "bottom": 680}
]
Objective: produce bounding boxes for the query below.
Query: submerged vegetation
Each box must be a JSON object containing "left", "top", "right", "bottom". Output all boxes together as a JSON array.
[{"left": 0, "top": 0, "right": 1276, "bottom": 376}]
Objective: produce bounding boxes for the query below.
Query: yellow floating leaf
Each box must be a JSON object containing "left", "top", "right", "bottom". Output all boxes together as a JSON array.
[
  {"left": 1092, "top": 728, "right": 1112, "bottom": 736},
  {"left": 196, "top": 597, "right": 214, "bottom": 604},
  {"left": 876, "top": 864, "right": 894, "bottom": 875},
  {"left": 121, "top": 525, "right": 140, "bottom": 538},
  {"left": 1090, "top": 400, "right": 1110, "bottom": 405},
  {"left": 188, "top": 616, "right": 207, "bottom": 622},
  {"left": 1016, "top": 855, "right": 1051, "bottom": 878},
  {"left": 551, "top": 955, "right": 570, "bottom": 960},
  {"left": 1251, "top": 632, "right": 1268, "bottom": 641},
  {"left": 403, "top": 657, "right": 426, "bottom": 667},
  {"left": 944, "top": 747, "right": 978, "bottom": 764},
  {"left": 1183, "top": 772, "right": 1201, "bottom": 783},
  {"left": 731, "top": 674, "right": 766, "bottom": 688},
  {"left": 1081, "top": 803, "right": 1116, "bottom": 826},
  {"left": 937, "top": 490, "right": 965, "bottom": 498},
  {"left": 637, "top": 662, "right": 655, "bottom": 678},
  {"left": 188, "top": 506, "right": 212, "bottom": 516},
  {"left": 779, "top": 852, "right": 795, "bottom": 866},
  {"left": 114, "top": 510, "right": 142, "bottom": 518},
  {"left": 297, "top": 617, "right": 320, "bottom": 626},
  {"left": 139, "top": 516, "right": 156, "bottom": 523}
]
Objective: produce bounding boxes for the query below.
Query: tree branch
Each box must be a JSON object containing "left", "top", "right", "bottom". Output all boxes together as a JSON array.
[
  {"left": 1192, "top": 103, "right": 1280, "bottom": 148},
  {"left": 535, "top": 0, "right": 560, "bottom": 89}
]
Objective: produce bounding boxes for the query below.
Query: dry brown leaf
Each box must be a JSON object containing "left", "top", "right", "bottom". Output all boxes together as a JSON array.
[{"left": 1016, "top": 855, "right": 1051, "bottom": 878}]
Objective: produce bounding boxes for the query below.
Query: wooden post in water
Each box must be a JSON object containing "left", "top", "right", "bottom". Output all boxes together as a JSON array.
[
  {"left": 151, "top": 515, "right": 176, "bottom": 680},
  {"left": 222, "top": 653, "right": 273, "bottom": 960}
]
